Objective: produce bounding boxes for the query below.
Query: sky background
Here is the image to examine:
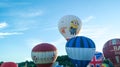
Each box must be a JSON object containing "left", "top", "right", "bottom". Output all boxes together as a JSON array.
[{"left": 0, "top": 0, "right": 120, "bottom": 63}]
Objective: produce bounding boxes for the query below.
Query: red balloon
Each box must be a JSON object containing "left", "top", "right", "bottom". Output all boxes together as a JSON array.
[
  {"left": 88, "top": 51, "right": 104, "bottom": 67},
  {"left": 31, "top": 43, "right": 57, "bottom": 67},
  {"left": 103, "top": 39, "right": 120, "bottom": 67},
  {"left": 1, "top": 62, "right": 17, "bottom": 67}
]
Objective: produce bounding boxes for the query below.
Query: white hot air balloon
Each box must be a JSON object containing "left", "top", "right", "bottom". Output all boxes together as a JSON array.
[{"left": 58, "top": 15, "right": 82, "bottom": 41}]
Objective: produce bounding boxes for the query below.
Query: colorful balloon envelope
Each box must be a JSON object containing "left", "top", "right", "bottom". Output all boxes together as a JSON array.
[
  {"left": 1, "top": 62, "right": 18, "bottom": 67},
  {"left": 66, "top": 36, "right": 96, "bottom": 67},
  {"left": 31, "top": 43, "right": 57, "bottom": 67},
  {"left": 101, "top": 59, "right": 114, "bottom": 67},
  {"left": 58, "top": 15, "right": 82, "bottom": 40},
  {"left": 88, "top": 51, "right": 104, "bottom": 67},
  {"left": 103, "top": 38, "right": 120, "bottom": 67},
  {"left": 101, "top": 63, "right": 109, "bottom": 67}
]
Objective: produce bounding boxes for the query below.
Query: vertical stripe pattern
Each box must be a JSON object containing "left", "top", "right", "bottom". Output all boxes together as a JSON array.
[
  {"left": 66, "top": 36, "right": 95, "bottom": 48},
  {"left": 65, "top": 36, "right": 96, "bottom": 67}
]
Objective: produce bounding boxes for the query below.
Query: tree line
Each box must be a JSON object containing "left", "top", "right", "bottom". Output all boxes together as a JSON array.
[{"left": 0, "top": 55, "right": 74, "bottom": 67}]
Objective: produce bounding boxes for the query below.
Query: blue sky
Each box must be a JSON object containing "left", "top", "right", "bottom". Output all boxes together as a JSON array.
[{"left": 0, "top": 0, "right": 120, "bottom": 63}]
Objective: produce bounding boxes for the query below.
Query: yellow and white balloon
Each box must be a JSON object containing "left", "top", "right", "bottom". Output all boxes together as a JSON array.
[{"left": 58, "top": 15, "right": 82, "bottom": 40}]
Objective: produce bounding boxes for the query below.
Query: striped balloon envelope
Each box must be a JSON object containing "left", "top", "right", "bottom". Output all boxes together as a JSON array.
[
  {"left": 66, "top": 36, "right": 96, "bottom": 67},
  {"left": 31, "top": 43, "right": 57, "bottom": 67}
]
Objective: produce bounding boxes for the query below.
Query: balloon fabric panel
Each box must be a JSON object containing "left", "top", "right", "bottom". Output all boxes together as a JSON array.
[
  {"left": 66, "top": 36, "right": 95, "bottom": 48},
  {"left": 66, "top": 48, "right": 96, "bottom": 60},
  {"left": 66, "top": 36, "right": 96, "bottom": 67},
  {"left": 31, "top": 51, "right": 57, "bottom": 64}
]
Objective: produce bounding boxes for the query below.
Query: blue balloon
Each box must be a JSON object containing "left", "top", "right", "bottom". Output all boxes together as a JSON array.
[{"left": 66, "top": 36, "right": 96, "bottom": 67}]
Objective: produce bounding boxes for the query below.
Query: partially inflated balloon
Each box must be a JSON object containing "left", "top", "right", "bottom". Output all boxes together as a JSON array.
[
  {"left": 66, "top": 36, "right": 96, "bottom": 67},
  {"left": 101, "top": 59, "right": 114, "bottom": 67},
  {"left": 101, "top": 63, "right": 109, "bottom": 67},
  {"left": 1, "top": 62, "right": 18, "bottom": 67},
  {"left": 88, "top": 51, "right": 104, "bottom": 67},
  {"left": 31, "top": 43, "right": 57, "bottom": 67},
  {"left": 58, "top": 15, "right": 82, "bottom": 40},
  {"left": 103, "top": 38, "right": 120, "bottom": 67}
]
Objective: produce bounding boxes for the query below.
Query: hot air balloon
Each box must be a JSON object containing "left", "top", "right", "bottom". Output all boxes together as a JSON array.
[
  {"left": 101, "top": 59, "right": 114, "bottom": 67},
  {"left": 31, "top": 43, "right": 57, "bottom": 67},
  {"left": 88, "top": 51, "right": 104, "bottom": 67},
  {"left": 103, "top": 38, "right": 120, "bottom": 67},
  {"left": 101, "top": 63, "right": 109, "bottom": 67},
  {"left": 66, "top": 36, "right": 96, "bottom": 67},
  {"left": 58, "top": 15, "right": 82, "bottom": 40},
  {"left": 1, "top": 62, "right": 18, "bottom": 67}
]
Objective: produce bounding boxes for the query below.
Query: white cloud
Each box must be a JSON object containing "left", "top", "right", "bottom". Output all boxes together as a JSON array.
[
  {"left": 79, "top": 27, "right": 108, "bottom": 38},
  {"left": 0, "top": 2, "right": 31, "bottom": 7},
  {"left": 0, "top": 4, "right": 43, "bottom": 18},
  {"left": 50, "top": 37, "right": 67, "bottom": 55},
  {"left": 51, "top": 37, "right": 66, "bottom": 46},
  {"left": 0, "top": 22, "right": 8, "bottom": 28},
  {"left": 82, "top": 16, "right": 95, "bottom": 23},
  {"left": 19, "top": 10, "right": 43, "bottom": 18},
  {"left": 0, "top": 32, "right": 23, "bottom": 35},
  {"left": 13, "top": 28, "right": 29, "bottom": 31},
  {"left": 26, "top": 38, "right": 43, "bottom": 49},
  {"left": 78, "top": 25, "right": 120, "bottom": 52},
  {"left": 0, "top": 32, "right": 23, "bottom": 38},
  {"left": 5, "top": 9, "right": 43, "bottom": 18}
]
